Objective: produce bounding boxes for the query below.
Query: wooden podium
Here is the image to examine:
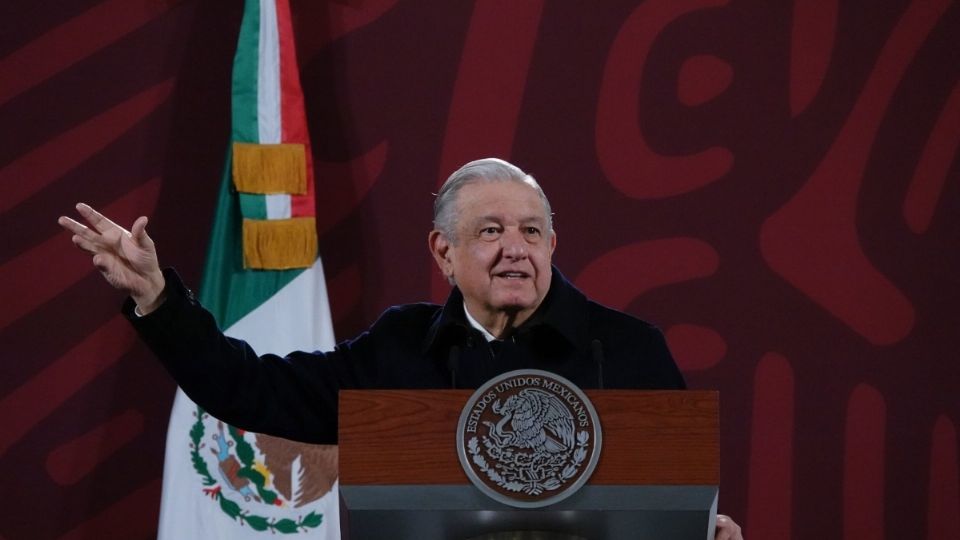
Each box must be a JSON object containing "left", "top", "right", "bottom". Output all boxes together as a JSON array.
[{"left": 339, "top": 390, "right": 719, "bottom": 539}]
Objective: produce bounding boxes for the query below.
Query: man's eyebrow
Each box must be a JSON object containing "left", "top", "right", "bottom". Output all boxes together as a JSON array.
[
  {"left": 518, "top": 216, "right": 547, "bottom": 225},
  {"left": 469, "top": 215, "right": 504, "bottom": 225},
  {"left": 468, "top": 215, "right": 546, "bottom": 226}
]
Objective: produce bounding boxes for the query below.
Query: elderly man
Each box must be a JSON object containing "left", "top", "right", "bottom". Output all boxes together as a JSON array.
[{"left": 59, "top": 158, "right": 742, "bottom": 539}]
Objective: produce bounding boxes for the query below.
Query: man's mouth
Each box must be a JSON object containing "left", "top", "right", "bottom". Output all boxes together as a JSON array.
[{"left": 495, "top": 271, "right": 530, "bottom": 279}]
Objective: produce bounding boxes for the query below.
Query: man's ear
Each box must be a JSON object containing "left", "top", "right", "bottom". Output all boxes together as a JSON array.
[{"left": 428, "top": 230, "right": 454, "bottom": 279}]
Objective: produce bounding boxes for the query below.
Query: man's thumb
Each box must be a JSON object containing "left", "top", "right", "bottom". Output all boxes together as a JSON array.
[{"left": 131, "top": 216, "right": 151, "bottom": 245}]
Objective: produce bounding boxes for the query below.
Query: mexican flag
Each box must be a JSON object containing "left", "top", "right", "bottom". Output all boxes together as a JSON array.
[{"left": 157, "top": 0, "right": 340, "bottom": 537}]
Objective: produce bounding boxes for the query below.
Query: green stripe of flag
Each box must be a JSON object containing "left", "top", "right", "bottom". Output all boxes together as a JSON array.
[
  {"left": 231, "top": 0, "right": 261, "bottom": 144},
  {"left": 238, "top": 193, "right": 268, "bottom": 220}
]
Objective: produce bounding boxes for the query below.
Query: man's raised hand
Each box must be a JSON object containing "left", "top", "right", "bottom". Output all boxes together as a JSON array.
[{"left": 58, "top": 203, "right": 166, "bottom": 315}]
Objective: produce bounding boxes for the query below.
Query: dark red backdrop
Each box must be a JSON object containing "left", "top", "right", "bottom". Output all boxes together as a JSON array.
[{"left": 1, "top": 0, "right": 958, "bottom": 538}]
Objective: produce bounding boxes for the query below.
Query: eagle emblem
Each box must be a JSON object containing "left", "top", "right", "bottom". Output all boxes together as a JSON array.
[
  {"left": 457, "top": 370, "right": 602, "bottom": 508},
  {"left": 484, "top": 388, "right": 575, "bottom": 455},
  {"left": 187, "top": 407, "right": 336, "bottom": 533}
]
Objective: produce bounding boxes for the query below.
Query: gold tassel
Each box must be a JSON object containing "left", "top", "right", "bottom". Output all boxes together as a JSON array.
[
  {"left": 233, "top": 142, "right": 307, "bottom": 194},
  {"left": 242, "top": 218, "right": 317, "bottom": 269}
]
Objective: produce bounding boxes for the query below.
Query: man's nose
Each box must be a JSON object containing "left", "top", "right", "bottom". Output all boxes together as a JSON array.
[{"left": 500, "top": 229, "right": 528, "bottom": 259}]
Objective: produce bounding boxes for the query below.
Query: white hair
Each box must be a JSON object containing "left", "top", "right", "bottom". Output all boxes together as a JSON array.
[{"left": 433, "top": 158, "right": 553, "bottom": 243}]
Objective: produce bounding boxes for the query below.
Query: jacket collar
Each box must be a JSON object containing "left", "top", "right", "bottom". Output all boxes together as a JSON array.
[{"left": 422, "top": 266, "right": 589, "bottom": 354}]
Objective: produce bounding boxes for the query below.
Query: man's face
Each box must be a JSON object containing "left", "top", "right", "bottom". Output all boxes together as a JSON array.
[{"left": 430, "top": 179, "right": 557, "bottom": 329}]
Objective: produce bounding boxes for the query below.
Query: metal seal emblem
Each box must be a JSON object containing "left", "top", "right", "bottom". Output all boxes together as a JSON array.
[{"left": 456, "top": 369, "right": 603, "bottom": 508}]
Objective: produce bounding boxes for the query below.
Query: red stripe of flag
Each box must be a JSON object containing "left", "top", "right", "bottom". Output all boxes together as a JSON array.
[{"left": 274, "top": 0, "right": 315, "bottom": 219}]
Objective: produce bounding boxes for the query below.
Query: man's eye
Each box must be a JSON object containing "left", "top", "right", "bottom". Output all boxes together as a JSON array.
[
  {"left": 479, "top": 227, "right": 501, "bottom": 239},
  {"left": 523, "top": 227, "right": 541, "bottom": 237}
]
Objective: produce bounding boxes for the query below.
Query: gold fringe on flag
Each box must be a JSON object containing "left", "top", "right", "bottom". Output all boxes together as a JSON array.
[
  {"left": 242, "top": 217, "right": 317, "bottom": 269},
  {"left": 232, "top": 142, "right": 307, "bottom": 194}
]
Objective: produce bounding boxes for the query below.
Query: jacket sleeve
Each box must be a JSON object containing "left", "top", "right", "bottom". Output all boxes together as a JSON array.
[{"left": 123, "top": 268, "right": 368, "bottom": 444}]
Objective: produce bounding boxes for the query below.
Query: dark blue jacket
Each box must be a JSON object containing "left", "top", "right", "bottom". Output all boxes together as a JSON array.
[{"left": 126, "top": 267, "right": 685, "bottom": 444}]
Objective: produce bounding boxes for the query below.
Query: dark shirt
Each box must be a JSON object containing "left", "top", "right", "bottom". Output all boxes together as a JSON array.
[{"left": 125, "top": 267, "right": 685, "bottom": 444}]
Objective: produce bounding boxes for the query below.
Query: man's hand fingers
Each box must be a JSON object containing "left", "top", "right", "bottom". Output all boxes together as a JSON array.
[
  {"left": 59, "top": 215, "right": 107, "bottom": 248},
  {"left": 58, "top": 215, "right": 91, "bottom": 236},
  {"left": 715, "top": 515, "right": 743, "bottom": 540},
  {"left": 130, "top": 216, "right": 152, "bottom": 247},
  {"left": 72, "top": 234, "right": 98, "bottom": 255},
  {"left": 91, "top": 253, "right": 110, "bottom": 272},
  {"left": 76, "top": 202, "right": 121, "bottom": 234}
]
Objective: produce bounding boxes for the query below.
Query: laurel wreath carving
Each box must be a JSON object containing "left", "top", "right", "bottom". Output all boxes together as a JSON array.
[
  {"left": 467, "top": 430, "right": 590, "bottom": 496},
  {"left": 189, "top": 407, "right": 323, "bottom": 534}
]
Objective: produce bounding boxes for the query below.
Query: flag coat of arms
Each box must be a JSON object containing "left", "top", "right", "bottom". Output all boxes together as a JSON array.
[{"left": 157, "top": 0, "right": 339, "bottom": 537}]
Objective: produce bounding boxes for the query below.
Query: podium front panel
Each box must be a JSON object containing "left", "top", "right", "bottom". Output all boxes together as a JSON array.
[{"left": 339, "top": 390, "right": 719, "bottom": 539}]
